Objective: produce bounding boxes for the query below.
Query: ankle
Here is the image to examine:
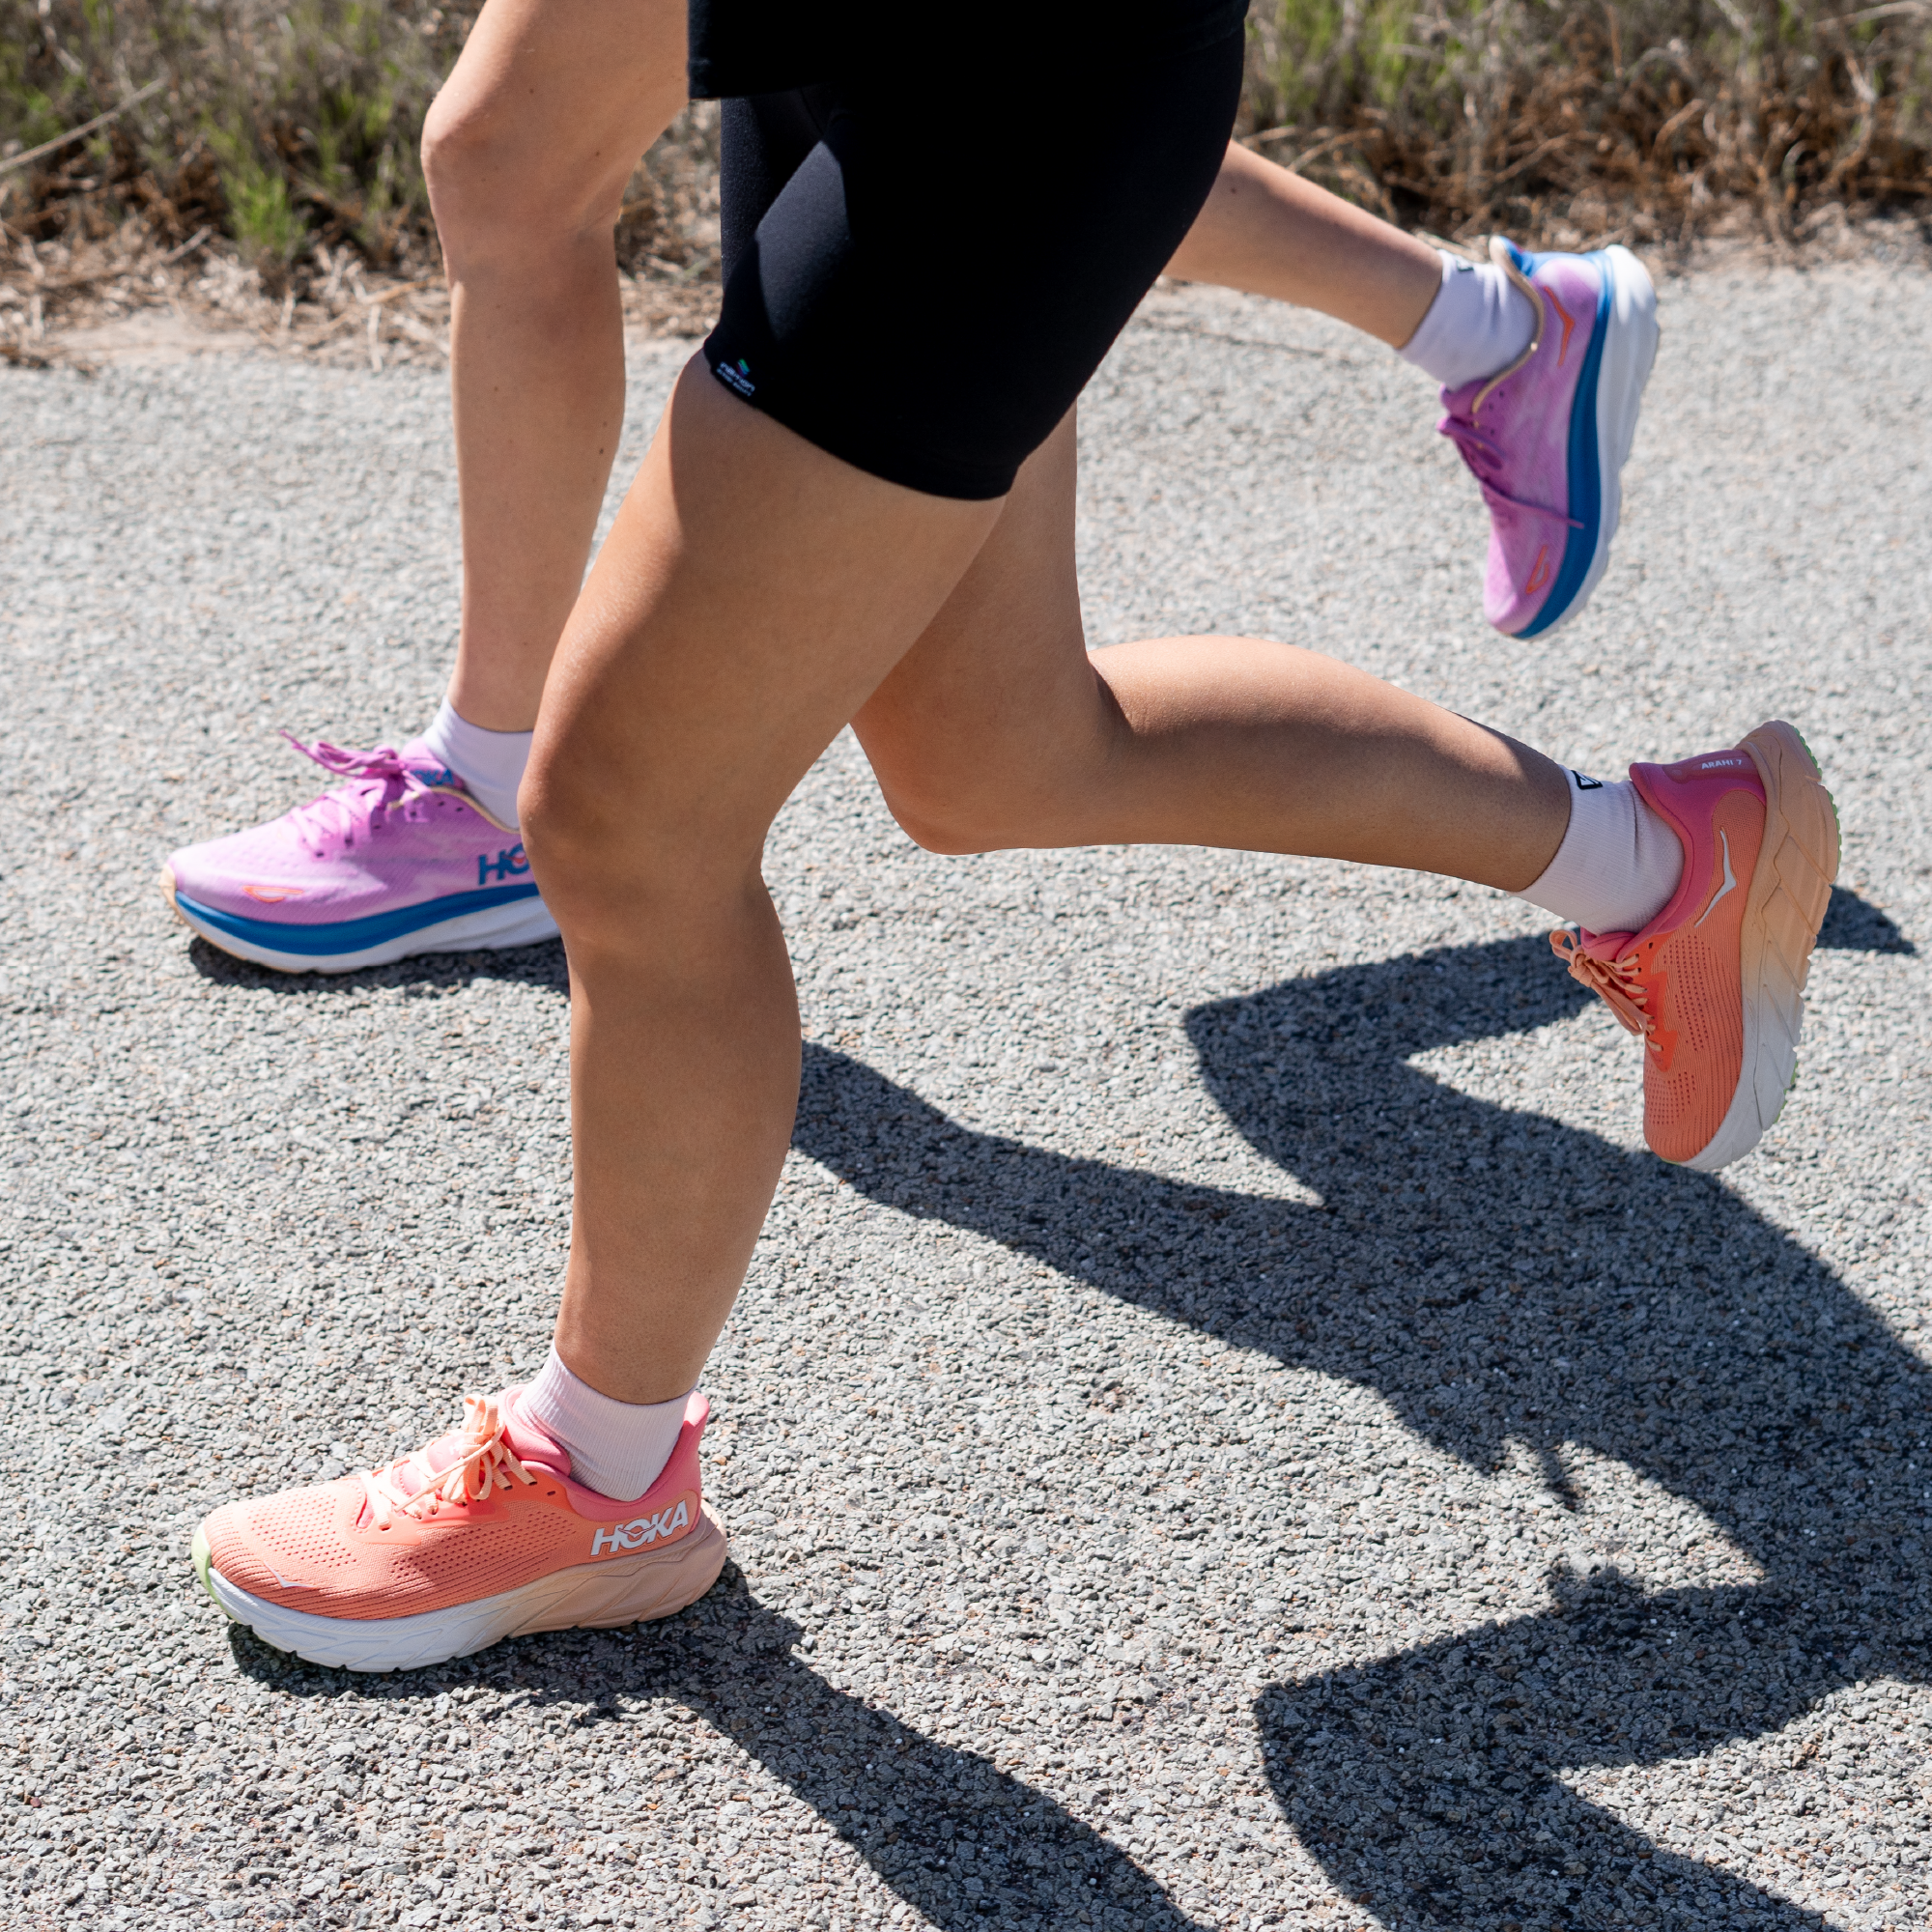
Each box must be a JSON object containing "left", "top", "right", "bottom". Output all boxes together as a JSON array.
[
  {"left": 1398, "top": 248, "right": 1538, "bottom": 389},
  {"left": 1512, "top": 768, "right": 1685, "bottom": 936},
  {"left": 519, "top": 1347, "right": 690, "bottom": 1503},
  {"left": 419, "top": 697, "right": 533, "bottom": 828}
]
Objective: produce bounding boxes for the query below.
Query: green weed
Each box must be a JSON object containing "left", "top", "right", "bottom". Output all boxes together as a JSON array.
[{"left": 1, "top": 0, "right": 1926, "bottom": 269}]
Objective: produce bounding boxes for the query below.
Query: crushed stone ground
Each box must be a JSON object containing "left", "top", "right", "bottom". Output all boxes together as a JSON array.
[{"left": 2, "top": 256, "right": 1929, "bottom": 1931}]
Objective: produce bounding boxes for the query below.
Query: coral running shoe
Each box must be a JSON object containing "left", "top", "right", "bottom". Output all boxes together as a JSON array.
[
  {"left": 161, "top": 734, "right": 557, "bottom": 974},
  {"left": 1552, "top": 722, "right": 1839, "bottom": 1171},
  {"left": 192, "top": 1390, "right": 726, "bottom": 1671},
  {"left": 1440, "top": 236, "right": 1660, "bottom": 639}
]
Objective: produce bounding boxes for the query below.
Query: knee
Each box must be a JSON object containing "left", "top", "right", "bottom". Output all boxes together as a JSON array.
[
  {"left": 421, "top": 93, "right": 623, "bottom": 269},
  {"left": 874, "top": 766, "right": 1036, "bottom": 857},
  {"left": 519, "top": 742, "right": 765, "bottom": 943},
  {"left": 518, "top": 748, "right": 633, "bottom": 911}
]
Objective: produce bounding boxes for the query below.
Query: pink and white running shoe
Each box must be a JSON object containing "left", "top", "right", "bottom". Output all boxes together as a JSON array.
[
  {"left": 1440, "top": 237, "right": 1660, "bottom": 639},
  {"left": 161, "top": 734, "right": 557, "bottom": 974},
  {"left": 192, "top": 1389, "right": 727, "bottom": 1672}
]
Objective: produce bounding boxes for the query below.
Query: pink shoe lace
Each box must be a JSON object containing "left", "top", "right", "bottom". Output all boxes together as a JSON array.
[
  {"left": 1551, "top": 928, "right": 1661, "bottom": 1054},
  {"left": 361, "top": 1394, "right": 537, "bottom": 1527},
  {"left": 278, "top": 732, "right": 459, "bottom": 854},
  {"left": 1438, "top": 413, "right": 1587, "bottom": 533}
]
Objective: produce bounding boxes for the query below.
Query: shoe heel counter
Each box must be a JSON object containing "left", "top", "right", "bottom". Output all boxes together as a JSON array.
[{"left": 652, "top": 1396, "right": 710, "bottom": 1500}]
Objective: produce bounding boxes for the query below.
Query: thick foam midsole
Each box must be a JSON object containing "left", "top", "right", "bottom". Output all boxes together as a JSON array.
[
  {"left": 174, "top": 881, "right": 544, "bottom": 955},
  {"left": 194, "top": 1508, "right": 727, "bottom": 1670}
]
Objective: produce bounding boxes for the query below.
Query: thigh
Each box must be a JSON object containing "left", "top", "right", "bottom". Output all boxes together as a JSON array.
[
  {"left": 526, "top": 365, "right": 1002, "bottom": 897},
  {"left": 424, "top": 0, "right": 685, "bottom": 235},
  {"left": 850, "top": 411, "right": 1101, "bottom": 844}
]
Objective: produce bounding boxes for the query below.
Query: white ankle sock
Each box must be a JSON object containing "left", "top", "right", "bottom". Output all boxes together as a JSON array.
[
  {"left": 1514, "top": 768, "right": 1685, "bottom": 936},
  {"left": 519, "top": 1347, "right": 690, "bottom": 1502},
  {"left": 418, "top": 697, "right": 533, "bottom": 829},
  {"left": 1399, "top": 250, "right": 1538, "bottom": 389}
]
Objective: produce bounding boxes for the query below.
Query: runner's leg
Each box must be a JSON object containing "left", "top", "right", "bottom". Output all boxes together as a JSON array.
[
  {"left": 526, "top": 400, "right": 1581, "bottom": 1415},
  {"left": 524, "top": 368, "right": 1004, "bottom": 1403},
  {"left": 1167, "top": 140, "right": 1442, "bottom": 347},
  {"left": 423, "top": 0, "right": 689, "bottom": 732}
]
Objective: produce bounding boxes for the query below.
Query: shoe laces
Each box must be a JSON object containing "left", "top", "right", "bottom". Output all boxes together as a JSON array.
[
  {"left": 361, "top": 1393, "right": 536, "bottom": 1529},
  {"left": 1550, "top": 928, "right": 1661, "bottom": 1054},
  {"left": 279, "top": 732, "right": 456, "bottom": 852},
  {"left": 1437, "top": 417, "right": 1586, "bottom": 533}
]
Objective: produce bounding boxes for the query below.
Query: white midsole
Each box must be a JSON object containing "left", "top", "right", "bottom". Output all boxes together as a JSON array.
[
  {"left": 1544, "top": 244, "right": 1660, "bottom": 635},
  {"left": 171, "top": 891, "right": 559, "bottom": 975},
  {"left": 203, "top": 1507, "right": 727, "bottom": 1672},
  {"left": 1684, "top": 723, "right": 1839, "bottom": 1172}
]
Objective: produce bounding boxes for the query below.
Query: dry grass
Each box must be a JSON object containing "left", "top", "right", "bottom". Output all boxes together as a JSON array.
[
  {"left": 1239, "top": 0, "right": 1932, "bottom": 247},
  {"left": 2, "top": 0, "right": 1928, "bottom": 366}
]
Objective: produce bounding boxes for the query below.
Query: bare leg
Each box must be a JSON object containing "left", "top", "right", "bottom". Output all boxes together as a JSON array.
[
  {"left": 421, "top": 0, "right": 687, "bottom": 729},
  {"left": 523, "top": 390, "right": 1567, "bottom": 1407},
  {"left": 418, "top": 105, "right": 1431, "bottom": 737},
  {"left": 855, "top": 412, "right": 1567, "bottom": 883},
  {"left": 1166, "top": 141, "right": 1442, "bottom": 349},
  {"left": 522, "top": 370, "right": 1001, "bottom": 1402}
]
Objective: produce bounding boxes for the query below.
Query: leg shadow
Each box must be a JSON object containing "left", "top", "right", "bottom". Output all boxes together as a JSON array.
[
  {"left": 791, "top": 907, "right": 1930, "bottom": 1925},
  {"left": 226, "top": 1579, "right": 1204, "bottom": 1931}
]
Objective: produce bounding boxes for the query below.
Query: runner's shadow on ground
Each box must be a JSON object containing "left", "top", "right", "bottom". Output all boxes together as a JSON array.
[
  {"left": 790, "top": 896, "right": 1924, "bottom": 1929},
  {"left": 226, "top": 1581, "right": 1204, "bottom": 1932}
]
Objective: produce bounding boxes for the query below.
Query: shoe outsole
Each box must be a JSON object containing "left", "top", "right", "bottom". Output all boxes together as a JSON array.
[
  {"left": 1512, "top": 244, "right": 1660, "bottom": 639},
  {"left": 160, "top": 864, "right": 559, "bottom": 974},
  {"left": 191, "top": 1504, "right": 729, "bottom": 1672},
  {"left": 1681, "top": 721, "right": 1840, "bottom": 1173}
]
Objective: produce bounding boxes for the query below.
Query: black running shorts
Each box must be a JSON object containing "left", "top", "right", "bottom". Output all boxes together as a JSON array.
[{"left": 697, "top": 13, "right": 1247, "bottom": 500}]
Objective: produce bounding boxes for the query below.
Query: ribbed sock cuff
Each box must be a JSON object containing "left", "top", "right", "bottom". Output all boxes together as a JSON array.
[{"left": 1513, "top": 769, "right": 1685, "bottom": 936}]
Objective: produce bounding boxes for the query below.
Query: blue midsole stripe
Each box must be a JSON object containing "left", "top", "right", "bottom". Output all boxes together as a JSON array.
[
  {"left": 1516, "top": 247, "right": 1613, "bottom": 640},
  {"left": 175, "top": 883, "right": 543, "bottom": 955}
]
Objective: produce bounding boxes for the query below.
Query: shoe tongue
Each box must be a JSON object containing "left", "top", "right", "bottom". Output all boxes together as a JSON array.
[
  {"left": 1575, "top": 925, "right": 1634, "bottom": 957},
  {"left": 385, "top": 1429, "right": 462, "bottom": 1500},
  {"left": 397, "top": 736, "right": 466, "bottom": 791},
  {"left": 501, "top": 1390, "right": 573, "bottom": 1478}
]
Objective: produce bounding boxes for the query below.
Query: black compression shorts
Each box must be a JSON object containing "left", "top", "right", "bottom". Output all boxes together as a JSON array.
[{"left": 699, "top": 15, "right": 1246, "bottom": 500}]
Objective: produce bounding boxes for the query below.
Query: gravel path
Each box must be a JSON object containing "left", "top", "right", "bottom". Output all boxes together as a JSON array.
[{"left": 3, "top": 252, "right": 1929, "bottom": 1932}]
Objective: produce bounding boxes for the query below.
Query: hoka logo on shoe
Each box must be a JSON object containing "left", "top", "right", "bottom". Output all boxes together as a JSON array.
[
  {"left": 1695, "top": 831, "right": 1739, "bottom": 926},
  {"left": 1547, "top": 289, "right": 1578, "bottom": 364},
  {"left": 244, "top": 885, "right": 307, "bottom": 902},
  {"left": 478, "top": 844, "right": 530, "bottom": 886},
  {"left": 1523, "top": 546, "right": 1553, "bottom": 595},
  {"left": 590, "top": 1497, "right": 691, "bottom": 1556}
]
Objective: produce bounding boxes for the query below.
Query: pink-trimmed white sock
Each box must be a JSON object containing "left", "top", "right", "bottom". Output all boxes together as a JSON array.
[{"left": 518, "top": 1347, "right": 689, "bottom": 1503}]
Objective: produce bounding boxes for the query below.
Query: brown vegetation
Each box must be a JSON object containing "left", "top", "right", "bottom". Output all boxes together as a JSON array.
[{"left": 2, "top": 0, "right": 1927, "bottom": 363}]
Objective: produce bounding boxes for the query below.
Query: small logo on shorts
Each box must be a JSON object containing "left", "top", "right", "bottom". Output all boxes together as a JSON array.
[
  {"left": 1571, "top": 771, "right": 1603, "bottom": 790},
  {"left": 715, "top": 356, "right": 756, "bottom": 400}
]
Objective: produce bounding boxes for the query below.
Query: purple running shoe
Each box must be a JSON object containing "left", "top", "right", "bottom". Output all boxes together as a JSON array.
[
  {"left": 161, "top": 735, "right": 556, "bottom": 974},
  {"left": 1439, "top": 236, "right": 1660, "bottom": 639}
]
